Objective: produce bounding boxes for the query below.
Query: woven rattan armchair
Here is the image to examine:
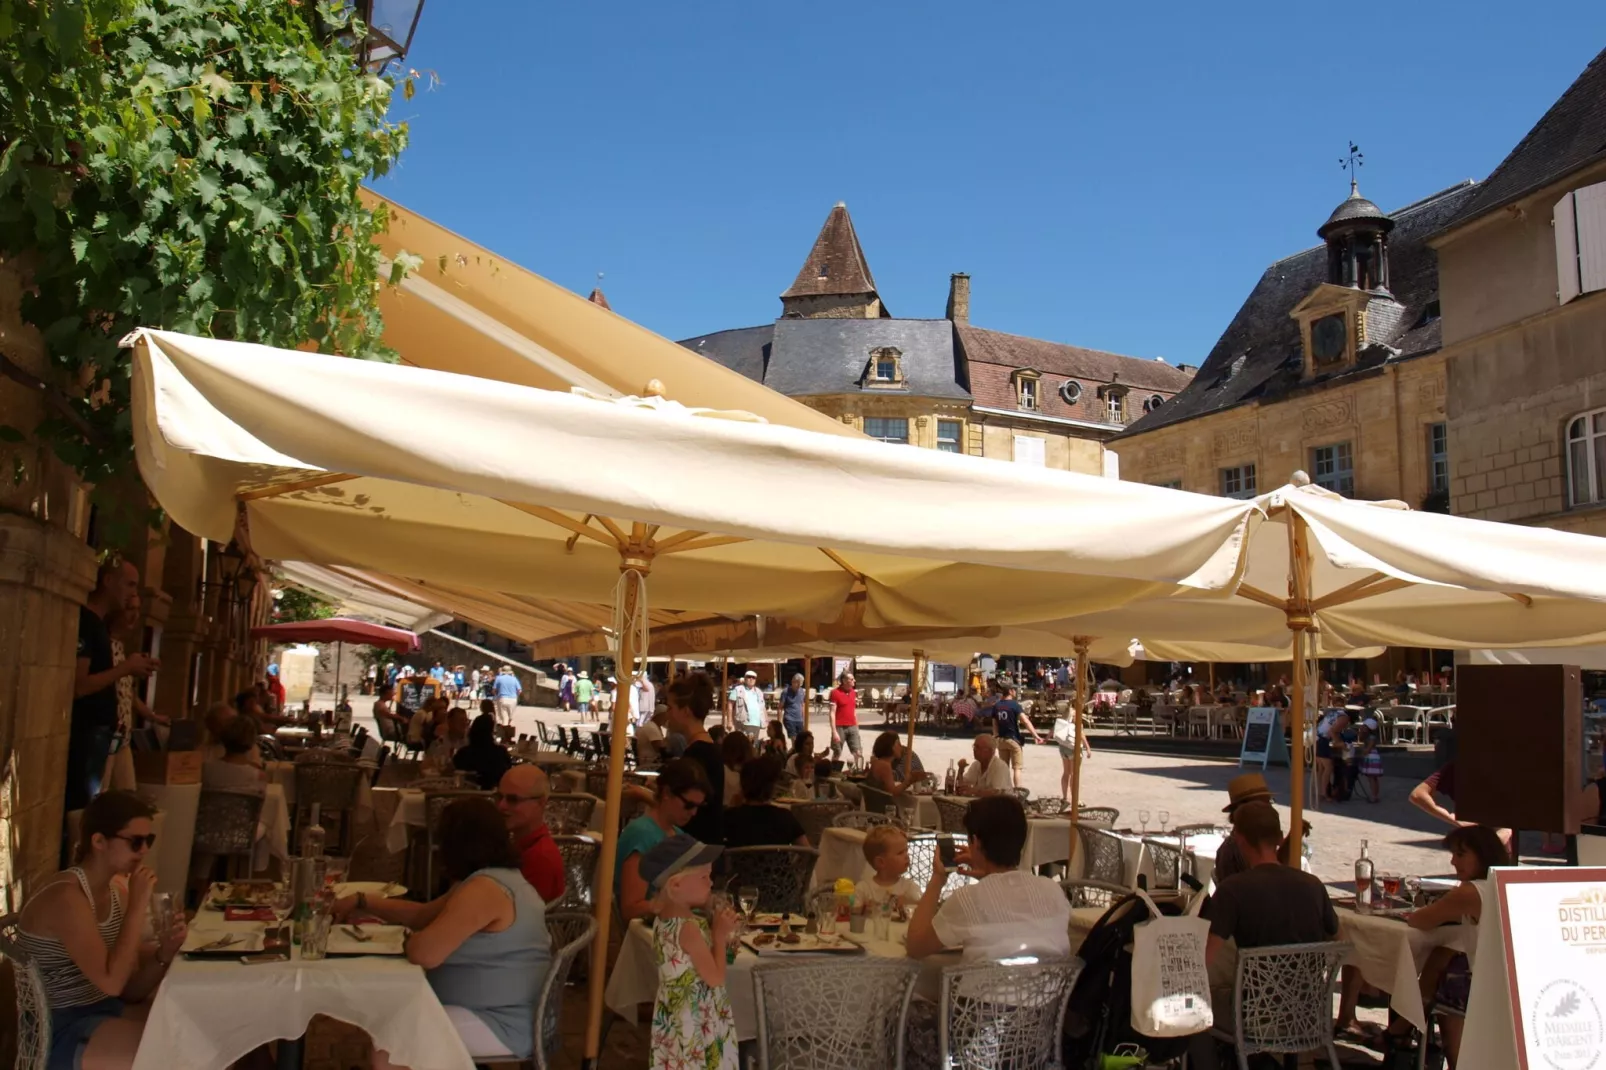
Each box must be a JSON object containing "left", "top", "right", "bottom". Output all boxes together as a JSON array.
[
  {"left": 292, "top": 760, "right": 364, "bottom": 855},
  {"left": 936, "top": 958, "right": 1082, "bottom": 1070},
  {"left": 1076, "top": 825, "right": 1130, "bottom": 887},
  {"left": 545, "top": 793, "right": 599, "bottom": 835},
  {"left": 551, "top": 834, "right": 601, "bottom": 913},
  {"left": 193, "top": 788, "right": 265, "bottom": 876},
  {"left": 723, "top": 846, "right": 819, "bottom": 915},
  {"left": 0, "top": 914, "right": 50, "bottom": 1070},
  {"left": 1060, "top": 878, "right": 1132, "bottom": 910},
  {"left": 1211, "top": 941, "right": 1349, "bottom": 1070},
  {"left": 790, "top": 800, "right": 852, "bottom": 847},
  {"left": 905, "top": 833, "right": 976, "bottom": 901},
  {"left": 1025, "top": 796, "right": 1069, "bottom": 817},
  {"left": 933, "top": 795, "right": 970, "bottom": 833},
  {"left": 829, "top": 810, "right": 902, "bottom": 832},
  {"left": 753, "top": 958, "right": 921, "bottom": 1070},
  {"left": 1076, "top": 805, "right": 1120, "bottom": 826},
  {"left": 1141, "top": 836, "right": 1183, "bottom": 891},
  {"left": 421, "top": 788, "right": 490, "bottom": 896},
  {"left": 532, "top": 913, "right": 598, "bottom": 1070}
]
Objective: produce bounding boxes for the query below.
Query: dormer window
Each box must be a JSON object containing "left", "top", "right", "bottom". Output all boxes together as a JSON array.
[
  {"left": 1011, "top": 369, "right": 1042, "bottom": 411},
  {"left": 864, "top": 346, "right": 904, "bottom": 388},
  {"left": 1098, "top": 383, "right": 1130, "bottom": 424},
  {"left": 1145, "top": 394, "right": 1165, "bottom": 413}
]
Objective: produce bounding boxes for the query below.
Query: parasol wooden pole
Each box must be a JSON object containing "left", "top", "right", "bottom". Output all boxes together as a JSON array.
[
  {"left": 1286, "top": 508, "right": 1314, "bottom": 862},
  {"left": 720, "top": 656, "right": 731, "bottom": 732},
  {"left": 1208, "top": 660, "right": 1215, "bottom": 698},
  {"left": 1071, "top": 636, "right": 1091, "bottom": 816},
  {"left": 582, "top": 544, "right": 650, "bottom": 1067},
  {"left": 906, "top": 649, "right": 925, "bottom": 781}
]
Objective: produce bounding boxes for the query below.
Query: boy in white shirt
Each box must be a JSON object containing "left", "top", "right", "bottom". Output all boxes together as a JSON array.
[{"left": 858, "top": 825, "right": 922, "bottom": 913}]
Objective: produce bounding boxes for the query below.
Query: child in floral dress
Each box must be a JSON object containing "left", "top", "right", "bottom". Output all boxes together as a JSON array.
[{"left": 640, "top": 834, "right": 740, "bottom": 1070}]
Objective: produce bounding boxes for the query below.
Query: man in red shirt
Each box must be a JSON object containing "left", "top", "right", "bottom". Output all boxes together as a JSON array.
[
  {"left": 495, "top": 765, "right": 565, "bottom": 903},
  {"left": 829, "top": 670, "right": 863, "bottom": 762}
]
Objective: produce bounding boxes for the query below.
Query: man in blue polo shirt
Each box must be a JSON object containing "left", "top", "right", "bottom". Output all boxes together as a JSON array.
[{"left": 492, "top": 666, "right": 522, "bottom": 725}]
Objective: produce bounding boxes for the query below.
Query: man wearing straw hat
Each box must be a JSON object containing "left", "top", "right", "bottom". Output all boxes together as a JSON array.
[{"left": 1212, "top": 773, "right": 1275, "bottom": 883}]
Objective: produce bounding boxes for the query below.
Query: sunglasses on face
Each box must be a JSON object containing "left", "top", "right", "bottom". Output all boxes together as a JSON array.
[
  {"left": 673, "top": 793, "right": 704, "bottom": 811},
  {"left": 495, "top": 793, "right": 547, "bottom": 806},
  {"left": 113, "top": 833, "right": 157, "bottom": 850}
]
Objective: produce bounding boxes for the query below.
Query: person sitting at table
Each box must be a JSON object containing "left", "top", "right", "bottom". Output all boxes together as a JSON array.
[
  {"left": 453, "top": 713, "right": 513, "bottom": 791},
  {"left": 954, "top": 734, "right": 1014, "bottom": 796},
  {"left": 719, "top": 729, "right": 752, "bottom": 808},
  {"left": 16, "top": 791, "right": 187, "bottom": 1070},
  {"left": 760, "top": 720, "right": 789, "bottom": 761},
  {"left": 494, "top": 765, "right": 565, "bottom": 904},
  {"left": 202, "top": 714, "right": 266, "bottom": 792},
  {"left": 423, "top": 706, "right": 470, "bottom": 774},
  {"left": 1192, "top": 802, "right": 1338, "bottom": 1070},
  {"left": 1365, "top": 823, "right": 1509, "bottom": 1061},
  {"left": 334, "top": 797, "right": 552, "bottom": 1067},
  {"left": 635, "top": 706, "right": 668, "bottom": 771},
  {"left": 785, "top": 730, "right": 829, "bottom": 793},
  {"left": 616, "top": 759, "right": 713, "bottom": 922},
  {"left": 371, "top": 683, "right": 406, "bottom": 738},
  {"left": 866, "top": 730, "right": 924, "bottom": 800},
  {"left": 722, "top": 755, "right": 808, "bottom": 848},
  {"left": 200, "top": 700, "right": 237, "bottom": 761},
  {"left": 857, "top": 825, "right": 921, "bottom": 911}
]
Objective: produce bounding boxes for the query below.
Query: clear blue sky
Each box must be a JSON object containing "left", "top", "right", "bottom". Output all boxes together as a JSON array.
[{"left": 372, "top": 2, "right": 1606, "bottom": 365}]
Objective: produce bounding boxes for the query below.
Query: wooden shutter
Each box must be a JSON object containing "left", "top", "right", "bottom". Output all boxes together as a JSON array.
[
  {"left": 1555, "top": 190, "right": 1580, "bottom": 304},
  {"left": 1012, "top": 435, "right": 1045, "bottom": 466},
  {"left": 1574, "top": 180, "right": 1606, "bottom": 295}
]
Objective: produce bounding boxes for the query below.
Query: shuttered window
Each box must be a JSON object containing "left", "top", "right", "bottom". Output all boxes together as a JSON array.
[
  {"left": 936, "top": 420, "right": 962, "bottom": 453},
  {"left": 1555, "top": 181, "right": 1606, "bottom": 304},
  {"left": 863, "top": 417, "right": 908, "bottom": 444}
]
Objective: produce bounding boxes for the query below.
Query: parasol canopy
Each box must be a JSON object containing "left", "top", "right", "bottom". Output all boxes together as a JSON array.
[{"left": 250, "top": 617, "right": 420, "bottom": 653}]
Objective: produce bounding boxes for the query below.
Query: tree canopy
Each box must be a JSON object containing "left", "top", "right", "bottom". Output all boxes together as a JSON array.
[{"left": 0, "top": 0, "right": 412, "bottom": 495}]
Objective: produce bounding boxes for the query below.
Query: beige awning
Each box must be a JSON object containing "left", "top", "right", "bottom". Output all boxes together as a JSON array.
[
  {"left": 132, "top": 329, "right": 1259, "bottom": 629},
  {"left": 365, "top": 191, "right": 854, "bottom": 438}
]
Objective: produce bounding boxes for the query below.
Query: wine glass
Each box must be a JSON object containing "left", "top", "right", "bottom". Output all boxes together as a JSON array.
[
  {"left": 1403, "top": 875, "right": 1422, "bottom": 907},
  {"left": 1157, "top": 810, "right": 1171, "bottom": 834},
  {"left": 1138, "top": 809, "right": 1151, "bottom": 834},
  {"left": 737, "top": 885, "right": 760, "bottom": 921}
]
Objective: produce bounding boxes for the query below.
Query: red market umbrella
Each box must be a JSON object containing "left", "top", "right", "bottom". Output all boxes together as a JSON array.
[{"left": 251, "top": 618, "right": 421, "bottom": 653}]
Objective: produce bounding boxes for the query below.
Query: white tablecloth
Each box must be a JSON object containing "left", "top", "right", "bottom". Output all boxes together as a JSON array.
[
  {"left": 266, "top": 761, "right": 376, "bottom": 826},
  {"left": 255, "top": 784, "right": 291, "bottom": 873},
  {"left": 1336, "top": 910, "right": 1474, "bottom": 1030},
  {"left": 605, "top": 917, "right": 955, "bottom": 1041},
  {"left": 133, "top": 913, "right": 473, "bottom": 1070}
]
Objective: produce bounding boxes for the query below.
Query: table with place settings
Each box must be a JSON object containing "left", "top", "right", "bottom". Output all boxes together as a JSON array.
[
  {"left": 132, "top": 900, "right": 473, "bottom": 1070},
  {"left": 1336, "top": 907, "right": 1474, "bottom": 1030}
]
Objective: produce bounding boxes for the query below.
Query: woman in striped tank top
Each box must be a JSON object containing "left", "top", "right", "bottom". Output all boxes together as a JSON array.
[{"left": 16, "top": 791, "right": 186, "bottom": 1070}]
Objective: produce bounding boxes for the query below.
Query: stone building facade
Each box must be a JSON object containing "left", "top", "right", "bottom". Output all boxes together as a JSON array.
[
  {"left": 680, "top": 203, "right": 1193, "bottom": 473},
  {"left": 1435, "top": 47, "right": 1606, "bottom": 537},
  {"left": 1114, "top": 180, "right": 1476, "bottom": 513}
]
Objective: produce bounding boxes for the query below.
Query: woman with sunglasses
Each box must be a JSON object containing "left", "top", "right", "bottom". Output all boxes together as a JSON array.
[
  {"left": 615, "top": 759, "right": 713, "bottom": 923},
  {"left": 17, "top": 791, "right": 186, "bottom": 1070}
]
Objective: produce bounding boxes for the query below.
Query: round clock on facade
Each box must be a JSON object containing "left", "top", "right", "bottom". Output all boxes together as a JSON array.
[{"left": 1312, "top": 313, "right": 1347, "bottom": 363}]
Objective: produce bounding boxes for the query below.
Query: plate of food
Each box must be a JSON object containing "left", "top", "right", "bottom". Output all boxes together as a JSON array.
[
  {"left": 743, "top": 932, "right": 865, "bottom": 955},
  {"left": 332, "top": 881, "right": 407, "bottom": 900},
  {"left": 748, "top": 913, "right": 808, "bottom": 929},
  {"left": 205, "top": 881, "right": 277, "bottom": 910},
  {"left": 327, "top": 923, "right": 408, "bottom": 956}
]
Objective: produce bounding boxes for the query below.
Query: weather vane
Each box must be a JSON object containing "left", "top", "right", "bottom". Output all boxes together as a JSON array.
[{"left": 1340, "top": 142, "right": 1364, "bottom": 192}]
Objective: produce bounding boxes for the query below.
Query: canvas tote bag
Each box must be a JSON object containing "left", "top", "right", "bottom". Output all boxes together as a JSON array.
[{"left": 1129, "top": 887, "right": 1213, "bottom": 1037}]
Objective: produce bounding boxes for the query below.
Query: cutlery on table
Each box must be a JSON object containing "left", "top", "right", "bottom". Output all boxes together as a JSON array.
[
  {"left": 342, "top": 925, "right": 373, "bottom": 942},
  {"left": 194, "top": 934, "right": 241, "bottom": 952}
]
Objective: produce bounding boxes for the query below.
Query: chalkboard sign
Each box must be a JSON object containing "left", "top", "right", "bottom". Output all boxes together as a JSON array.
[{"left": 1239, "top": 707, "right": 1289, "bottom": 768}]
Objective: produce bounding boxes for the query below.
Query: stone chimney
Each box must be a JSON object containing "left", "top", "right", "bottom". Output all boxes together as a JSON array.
[{"left": 946, "top": 272, "right": 970, "bottom": 324}]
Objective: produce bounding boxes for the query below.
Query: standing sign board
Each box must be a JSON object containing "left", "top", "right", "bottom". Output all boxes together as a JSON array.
[
  {"left": 1460, "top": 867, "right": 1606, "bottom": 1070},
  {"left": 1238, "top": 707, "right": 1288, "bottom": 767}
]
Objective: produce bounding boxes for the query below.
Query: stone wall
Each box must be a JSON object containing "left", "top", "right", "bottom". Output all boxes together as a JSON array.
[
  {"left": 777, "top": 293, "right": 883, "bottom": 319},
  {"left": 1113, "top": 355, "right": 1449, "bottom": 508}
]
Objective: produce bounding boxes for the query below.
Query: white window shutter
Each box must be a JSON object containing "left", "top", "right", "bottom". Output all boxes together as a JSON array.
[
  {"left": 1574, "top": 181, "right": 1606, "bottom": 295},
  {"left": 1101, "top": 448, "right": 1120, "bottom": 480},
  {"left": 1556, "top": 190, "right": 1581, "bottom": 304},
  {"left": 1012, "top": 435, "right": 1045, "bottom": 466}
]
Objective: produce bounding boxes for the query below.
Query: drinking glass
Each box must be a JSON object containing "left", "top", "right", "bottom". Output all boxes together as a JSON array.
[
  {"left": 299, "top": 914, "right": 331, "bottom": 961},
  {"left": 1138, "top": 809, "right": 1151, "bottom": 834},
  {"left": 1157, "top": 810, "right": 1171, "bottom": 834},
  {"left": 816, "top": 898, "right": 838, "bottom": 938},
  {"left": 1404, "top": 876, "right": 1422, "bottom": 907},
  {"left": 871, "top": 900, "right": 891, "bottom": 941},
  {"left": 1380, "top": 873, "right": 1402, "bottom": 903},
  {"left": 147, "top": 892, "right": 173, "bottom": 943},
  {"left": 737, "top": 885, "right": 760, "bottom": 920}
]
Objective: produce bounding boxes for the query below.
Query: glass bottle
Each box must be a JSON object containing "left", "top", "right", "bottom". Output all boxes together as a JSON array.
[
  {"left": 302, "top": 802, "right": 326, "bottom": 860},
  {"left": 944, "top": 760, "right": 957, "bottom": 795},
  {"left": 1354, "top": 839, "right": 1374, "bottom": 912}
]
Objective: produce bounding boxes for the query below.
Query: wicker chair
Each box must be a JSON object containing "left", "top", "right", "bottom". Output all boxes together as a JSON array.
[
  {"left": 905, "top": 833, "right": 976, "bottom": 901},
  {"left": 1010, "top": 786, "right": 1032, "bottom": 801},
  {"left": 936, "top": 958, "right": 1083, "bottom": 1070},
  {"left": 1076, "top": 805, "right": 1120, "bottom": 826},
  {"left": 582, "top": 765, "right": 611, "bottom": 799},
  {"left": 0, "top": 913, "right": 50, "bottom": 1070},
  {"left": 1140, "top": 837, "right": 1183, "bottom": 891},
  {"left": 375, "top": 759, "right": 423, "bottom": 788},
  {"left": 422, "top": 789, "right": 490, "bottom": 897},
  {"left": 545, "top": 793, "right": 599, "bottom": 835},
  {"left": 1076, "top": 825, "right": 1131, "bottom": 887},
  {"left": 1060, "top": 878, "right": 1132, "bottom": 910},
  {"left": 723, "top": 846, "right": 819, "bottom": 915},
  {"left": 1025, "top": 796, "right": 1069, "bottom": 817},
  {"left": 291, "top": 759, "right": 365, "bottom": 855},
  {"left": 934, "top": 795, "right": 970, "bottom": 834},
  {"left": 791, "top": 800, "right": 852, "bottom": 847},
  {"left": 532, "top": 913, "right": 598, "bottom": 1070},
  {"left": 346, "top": 832, "right": 407, "bottom": 886},
  {"left": 410, "top": 775, "right": 467, "bottom": 792},
  {"left": 830, "top": 810, "right": 902, "bottom": 832},
  {"left": 551, "top": 834, "right": 601, "bottom": 913},
  {"left": 859, "top": 783, "right": 896, "bottom": 815},
  {"left": 1210, "top": 941, "right": 1350, "bottom": 1070},
  {"left": 753, "top": 959, "right": 921, "bottom": 1070},
  {"left": 192, "top": 788, "right": 265, "bottom": 880}
]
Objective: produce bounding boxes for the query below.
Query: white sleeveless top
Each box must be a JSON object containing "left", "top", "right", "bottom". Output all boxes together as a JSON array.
[{"left": 16, "top": 868, "right": 124, "bottom": 1008}]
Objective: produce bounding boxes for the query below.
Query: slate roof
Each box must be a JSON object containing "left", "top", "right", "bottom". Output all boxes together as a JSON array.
[
  {"left": 1120, "top": 180, "right": 1480, "bottom": 437},
  {"left": 678, "top": 319, "right": 969, "bottom": 400},
  {"left": 781, "top": 203, "right": 879, "bottom": 299},
  {"left": 960, "top": 325, "right": 1194, "bottom": 423},
  {"left": 1445, "top": 46, "right": 1606, "bottom": 229}
]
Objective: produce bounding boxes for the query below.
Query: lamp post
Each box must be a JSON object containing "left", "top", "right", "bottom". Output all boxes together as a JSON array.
[{"left": 326, "top": 0, "right": 427, "bottom": 74}]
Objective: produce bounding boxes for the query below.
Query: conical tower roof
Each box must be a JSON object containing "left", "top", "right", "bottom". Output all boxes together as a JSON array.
[{"left": 781, "top": 202, "right": 879, "bottom": 299}]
